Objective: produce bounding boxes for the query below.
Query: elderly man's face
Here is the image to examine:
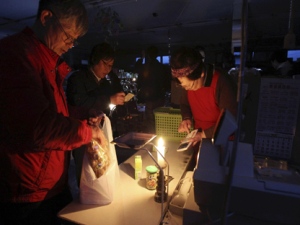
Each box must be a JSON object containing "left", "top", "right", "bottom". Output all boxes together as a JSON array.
[{"left": 45, "top": 12, "right": 82, "bottom": 56}]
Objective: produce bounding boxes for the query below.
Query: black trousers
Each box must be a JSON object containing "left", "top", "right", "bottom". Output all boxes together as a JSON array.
[{"left": 0, "top": 188, "right": 72, "bottom": 225}]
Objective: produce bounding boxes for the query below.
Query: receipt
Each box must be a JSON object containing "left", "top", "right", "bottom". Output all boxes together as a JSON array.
[{"left": 125, "top": 93, "right": 134, "bottom": 102}]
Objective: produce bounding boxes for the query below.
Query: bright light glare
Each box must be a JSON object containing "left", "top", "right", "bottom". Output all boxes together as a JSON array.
[{"left": 109, "top": 104, "right": 116, "bottom": 110}]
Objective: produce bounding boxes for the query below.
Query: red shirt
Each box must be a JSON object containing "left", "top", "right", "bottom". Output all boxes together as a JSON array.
[
  {"left": 180, "top": 67, "right": 237, "bottom": 138},
  {"left": 188, "top": 72, "right": 221, "bottom": 130}
]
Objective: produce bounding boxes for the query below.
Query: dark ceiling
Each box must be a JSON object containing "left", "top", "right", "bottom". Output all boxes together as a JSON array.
[{"left": 0, "top": 0, "right": 299, "bottom": 68}]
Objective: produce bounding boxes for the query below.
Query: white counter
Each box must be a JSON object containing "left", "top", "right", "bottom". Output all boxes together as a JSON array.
[{"left": 58, "top": 140, "right": 193, "bottom": 225}]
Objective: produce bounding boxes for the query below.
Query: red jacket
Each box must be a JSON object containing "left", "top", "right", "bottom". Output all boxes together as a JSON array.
[{"left": 0, "top": 28, "right": 92, "bottom": 203}]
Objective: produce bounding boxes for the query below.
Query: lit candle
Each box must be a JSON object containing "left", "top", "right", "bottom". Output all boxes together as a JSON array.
[{"left": 157, "top": 137, "right": 166, "bottom": 168}]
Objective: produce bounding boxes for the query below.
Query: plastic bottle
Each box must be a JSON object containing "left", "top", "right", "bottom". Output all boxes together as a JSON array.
[{"left": 135, "top": 155, "right": 142, "bottom": 180}]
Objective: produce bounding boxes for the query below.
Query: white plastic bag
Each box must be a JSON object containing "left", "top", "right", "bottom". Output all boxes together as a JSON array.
[{"left": 79, "top": 115, "right": 119, "bottom": 205}]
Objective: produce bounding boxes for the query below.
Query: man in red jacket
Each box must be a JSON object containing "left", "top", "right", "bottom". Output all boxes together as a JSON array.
[{"left": 0, "top": 1, "right": 105, "bottom": 224}]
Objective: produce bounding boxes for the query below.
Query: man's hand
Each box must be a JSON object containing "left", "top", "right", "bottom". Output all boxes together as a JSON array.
[
  {"left": 90, "top": 125, "right": 108, "bottom": 147},
  {"left": 88, "top": 109, "right": 104, "bottom": 127}
]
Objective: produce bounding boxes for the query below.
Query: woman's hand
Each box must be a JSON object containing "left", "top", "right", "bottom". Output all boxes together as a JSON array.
[
  {"left": 190, "top": 131, "right": 204, "bottom": 146},
  {"left": 178, "top": 119, "right": 192, "bottom": 133},
  {"left": 110, "top": 92, "right": 125, "bottom": 105}
]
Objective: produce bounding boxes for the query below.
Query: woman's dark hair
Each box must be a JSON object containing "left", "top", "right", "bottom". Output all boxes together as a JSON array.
[
  {"left": 170, "top": 47, "right": 204, "bottom": 80},
  {"left": 37, "top": 0, "right": 89, "bottom": 36},
  {"left": 89, "top": 43, "right": 115, "bottom": 67}
]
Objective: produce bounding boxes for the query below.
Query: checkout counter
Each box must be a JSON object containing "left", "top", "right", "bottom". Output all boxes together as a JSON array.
[
  {"left": 59, "top": 137, "right": 300, "bottom": 225},
  {"left": 58, "top": 139, "right": 194, "bottom": 225}
]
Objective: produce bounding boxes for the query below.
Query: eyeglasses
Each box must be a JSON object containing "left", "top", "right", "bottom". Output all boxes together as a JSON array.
[{"left": 50, "top": 11, "right": 78, "bottom": 47}]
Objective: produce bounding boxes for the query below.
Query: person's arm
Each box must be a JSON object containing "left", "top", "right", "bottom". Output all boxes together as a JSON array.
[
  {"left": 66, "top": 71, "right": 110, "bottom": 114},
  {"left": 178, "top": 89, "right": 193, "bottom": 133},
  {"left": 0, "top": 53, "right": 94, "bottom": 152},
  {"left": 110, "top": 92, "right": 125, "bottom": 105},
  {"left": 108, "top": 71, "right": 124, "bottom": 93},
  {"left": 107, "top": 72, "right": 125, "bottom": 106},
  {"left": 180, "top": 89, "right": 193, "bottom": 120}
]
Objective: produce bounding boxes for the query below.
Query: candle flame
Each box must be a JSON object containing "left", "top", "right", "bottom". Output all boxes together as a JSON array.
[
  {"left": 158, "top": 137, "right": 164, "bottom": 147},
  {"left": 157, "top": 137, "right": 166, "bottom": 168}
]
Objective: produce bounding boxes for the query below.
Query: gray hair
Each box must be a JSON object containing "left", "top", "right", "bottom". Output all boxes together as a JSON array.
[{"left": 37, "top": 0, "right": 89, "bottom": 36}]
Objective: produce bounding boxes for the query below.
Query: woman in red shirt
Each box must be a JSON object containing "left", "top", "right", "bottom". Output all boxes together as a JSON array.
[{"left": 170, "top": 47, "right": 237, "bottom": 145}]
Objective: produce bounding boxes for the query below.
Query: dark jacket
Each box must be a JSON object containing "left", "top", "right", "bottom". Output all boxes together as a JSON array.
[
  {"left": 0, "top": 28, "right": 92, "bottom": 203},
  {"left": 137, "top": 59, "right": 169, "bottom": 102},
  {"left": 66, "top": 69, "right": 120, "bottom": 118}
]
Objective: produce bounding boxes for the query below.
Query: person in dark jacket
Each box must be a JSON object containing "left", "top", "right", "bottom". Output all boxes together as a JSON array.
[
  {"left": 137, "top": 46, "right": 170, "bottom": 133},
  {"left": 67, "top": 43, "right": 125, "bottom": 118},
  {"left": 66, "top": 42, "right": 125, "bottom": 184},
  {"left": 0, "top": 1, "right": 106, "bottom": 225},
  {"left": 270, "top": 49, "right": 296, "bottom": 77}
]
